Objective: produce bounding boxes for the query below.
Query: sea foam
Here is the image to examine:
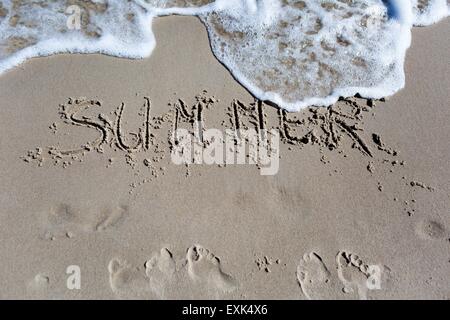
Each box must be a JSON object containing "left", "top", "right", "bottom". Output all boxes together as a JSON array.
[{"left": 0, "top": 0, "right": 448, "bottom": 111}]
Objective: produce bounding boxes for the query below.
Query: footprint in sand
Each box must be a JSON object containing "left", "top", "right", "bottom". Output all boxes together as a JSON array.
[
  {"left": 109, "top": 245, "right": 237, "bottom": 299},
  {"left": 416, "top": 219, "right": 447, "bottom": 240},
  {"left": 41, "top": 203, "right": 129, "bottom": 240},
  {"left": 336, "top": 251, "right": 379, "bottom": 300},
  {"left": 144, "top": 248, "right": 177, "bottom": 299},
  {"left": 297, "top": 250, "right": 383, "bottom": 300},
  {"left": 26, "top": 273, "right": 50, "bottom": 298},
  {"left": 186, "top": 245, "right": 237, "bottom": 294},
  {"left": 296, "top": 252, "right": 343, "bottom": 300},
  {"left": 108, "top": 258, "right": 148, "bottom": 299},
  {"left": 95, "top": 205, "right": 129, "bottom": 232}
]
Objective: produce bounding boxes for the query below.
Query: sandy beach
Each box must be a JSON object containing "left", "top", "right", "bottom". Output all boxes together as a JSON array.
[{"left": 0, "top": 14, "right": 449, "bottom": 300}]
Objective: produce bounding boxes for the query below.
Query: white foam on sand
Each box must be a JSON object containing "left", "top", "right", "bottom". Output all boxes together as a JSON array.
[{"left": 0, "top": 0, "right": 448, "bottom": 111}]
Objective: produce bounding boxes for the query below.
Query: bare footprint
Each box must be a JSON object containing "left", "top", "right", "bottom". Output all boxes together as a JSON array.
[
  {"left": 145, "top": 248, "right": 177, "bottom": 299},
  {"left": 416, "top": 219, "right": 447, "bottom": 240},
  {"left": 108, "top": 258, "right": 148, "bottom": 299},
  {"left": 41, "top": 203, "right": 129, "bottom": 240},
  {"left": 186, "top": 245, "right": 237, "bottom": 294},
  {"left": 108, "top": 245, "right": 237, "bottom": 299},
  {"left": 95, "top": 205, "right": 129, "bottom": 232},
  {"left": 296, "top": 252, "right": 343, "bottom": 300},
  {"left": 26, "top": 273, "right": 50, "bottom": 298},
  {"left": 336, "top": 251, "right": 378, "bottom": 300}
]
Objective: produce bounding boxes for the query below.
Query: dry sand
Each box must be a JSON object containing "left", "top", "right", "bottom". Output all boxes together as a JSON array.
[{"left": 0, "top": 16, "right": 449, "bottom": 299}]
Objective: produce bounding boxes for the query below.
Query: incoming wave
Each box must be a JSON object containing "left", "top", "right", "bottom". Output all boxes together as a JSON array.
[{"left": 0, "top": 0, "right": 448, "bottom": 111}]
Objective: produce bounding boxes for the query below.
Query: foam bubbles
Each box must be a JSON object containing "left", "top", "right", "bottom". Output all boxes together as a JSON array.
[
  {"left": 411, "top": 0, "right": 449, "bottom": 25},
  {"left": 0, "top": 0, "right": 448, "bottom": 111},
  {"left": 0, "top": 1, "right": 155, "bottom": 73}
]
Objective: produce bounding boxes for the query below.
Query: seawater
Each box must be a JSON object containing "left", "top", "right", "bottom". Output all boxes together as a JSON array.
[{"left": 0, "top": 0, "right": 448, "bottom": 110}]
